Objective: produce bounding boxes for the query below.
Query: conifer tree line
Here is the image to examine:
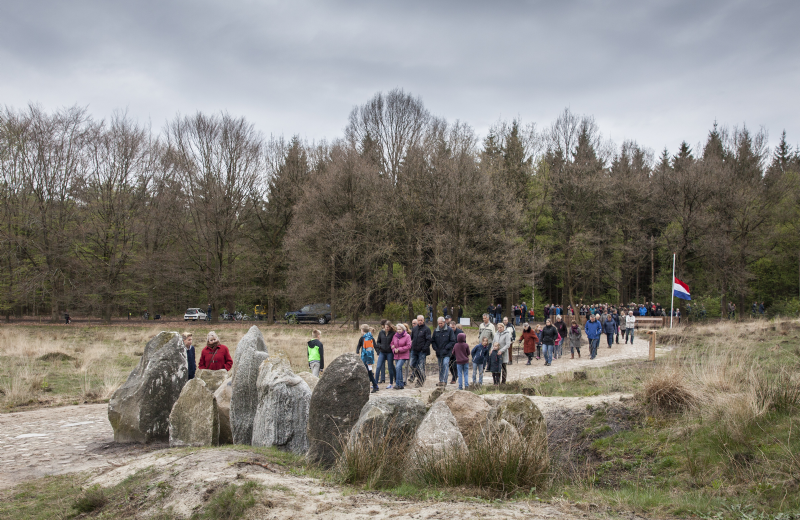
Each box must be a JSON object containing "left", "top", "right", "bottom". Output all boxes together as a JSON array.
[{"left": 1, "top": 90, "right": 799, "bottom": 324}]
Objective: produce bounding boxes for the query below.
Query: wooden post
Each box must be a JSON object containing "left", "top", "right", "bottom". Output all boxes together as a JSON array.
[{"left": 647, "top": 330, "right": 656, "bottom": 361}]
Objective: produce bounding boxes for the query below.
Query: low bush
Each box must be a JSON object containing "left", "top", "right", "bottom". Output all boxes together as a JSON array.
[
  {"left": 641, "top": 371, "right": 696, "bottom": 415},
  {"left": 194, "top": 481, "right": 259, "bottom": 520},
  {"left": 72, "top": 485, "right": 108, "bottom": 513}
]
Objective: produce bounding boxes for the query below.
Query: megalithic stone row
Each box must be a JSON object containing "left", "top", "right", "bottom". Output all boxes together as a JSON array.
[
  {"left": 230, "top": 325, "right": 269, "bottom": 445},
  {"left": 108, "top": 332, "right": 187, "bottom": 443},
  {"left": 306, "top": 353, "right": 369, "bottom": 466},
  {"left": 168, "top": 378, "right": 219, "bottom": 447},
  {"left": 252, "top": 358, "right": 311, "bottom": 454}
]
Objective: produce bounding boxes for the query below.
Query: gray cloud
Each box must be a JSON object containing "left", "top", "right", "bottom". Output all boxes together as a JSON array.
[{"left": 1, "top": 0, "right": 798, "bottom": 154}]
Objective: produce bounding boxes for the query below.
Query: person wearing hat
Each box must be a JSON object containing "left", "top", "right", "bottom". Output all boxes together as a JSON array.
[{"left": 198, "top": 331, "right": 233, "bottom": 371}]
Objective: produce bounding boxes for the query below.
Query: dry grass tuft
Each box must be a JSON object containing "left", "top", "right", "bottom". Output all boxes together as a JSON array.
[{"left": 641, "top": 371, "right": 697, "bottom": 415}]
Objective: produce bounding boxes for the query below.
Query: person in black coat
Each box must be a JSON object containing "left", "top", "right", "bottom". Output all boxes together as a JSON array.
[
  {"left": 431, "top": 317, "right": 456, "bottom": 386},
  {"left": 182, "top": 332, "right": 196, "bottom": 380},
  {"left": 376, "top": 322, "right": 396, "bottom": 387},
  {"left": 449, "top": 322, "right": 464, "bottom": 383},
  {"left": 410, "top": 315, "right": 432, "bottom": 386}
]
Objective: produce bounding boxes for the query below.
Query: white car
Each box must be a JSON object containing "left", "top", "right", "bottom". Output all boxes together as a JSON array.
[{"left": 184, "top": 308, "right": 207, "bottom": 321}]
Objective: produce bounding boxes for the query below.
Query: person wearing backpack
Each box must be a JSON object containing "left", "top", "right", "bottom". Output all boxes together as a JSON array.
[{"left": 357, "top": 324, "right": 379, "bottom": 393}]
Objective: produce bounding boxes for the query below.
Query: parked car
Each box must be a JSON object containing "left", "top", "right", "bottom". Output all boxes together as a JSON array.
[
  {"left": 284, "top": 303, "right": 332, "bottom": 324},
  {"left": 184, "top": 308, "right": 207, "bottom": 321}
]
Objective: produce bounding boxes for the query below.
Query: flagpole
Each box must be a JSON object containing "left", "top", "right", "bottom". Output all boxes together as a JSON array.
[{"left": 670, "top": 252, "right": 676, "bottom": 329}]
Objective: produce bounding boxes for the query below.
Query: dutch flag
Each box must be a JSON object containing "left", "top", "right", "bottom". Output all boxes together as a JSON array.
[{"left": 673, "top": 277, "right": 691, "bottom": 300}]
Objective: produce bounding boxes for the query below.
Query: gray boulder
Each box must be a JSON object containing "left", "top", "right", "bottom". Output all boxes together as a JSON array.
[
  {"left": 108, "top": 332, "right": 187, "bottom": 443},
  {"left": 168, "top": 378, "right": 219, "bottom": 447},
  {"left": 196, "top": 369, "right": 228, "bottom": 392},
  {"left": 349, "top": 396, "right": 426, "bottom": 446},
  {"left": 414, "top": 401, "right": 467, "bottom": 454},
  {"left": 435, "top": 390, "right": 491, "bottom": 441},
  {"left": 214, "top": 376, "right": 233, "bottom": 444},
  {"left": 230, "top": 326, "right": 269, "bottom": 445},
  {"left": 487, "top": 394, "right": 546, "bottom": 439},
  {"left": 252, "top": 358, "right": 311, "bottom": 454},
  {"left": 307, "top": 353, "right": 370, "bottom": 466},
  {"left": 298, "top": 371, "right": 319, "bottom": 391}
]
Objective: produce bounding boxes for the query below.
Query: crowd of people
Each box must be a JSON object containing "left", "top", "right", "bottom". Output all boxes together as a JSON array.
[{"left": 336, "top": 306, "right": 643, "bottom": 392}]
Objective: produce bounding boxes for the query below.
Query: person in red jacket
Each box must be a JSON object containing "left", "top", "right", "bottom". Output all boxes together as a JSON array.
[{"left": 198, "top": 331, "right": 233, "bottom": 371}]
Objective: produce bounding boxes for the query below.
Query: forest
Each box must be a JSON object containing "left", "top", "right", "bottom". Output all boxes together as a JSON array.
[{"left": 1, "top": 89, "right": 799, "bottom": 324}]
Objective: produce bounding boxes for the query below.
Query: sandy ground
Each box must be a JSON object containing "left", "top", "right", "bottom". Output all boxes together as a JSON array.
[{"left": 87, "top": 448, "right": 628, "bottom": 520}]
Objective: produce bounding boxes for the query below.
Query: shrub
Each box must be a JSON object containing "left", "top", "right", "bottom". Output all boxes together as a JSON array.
[
  {"left": 196, "top": 481, "right": 259, "bottom": 520},
  {"left": 408, "top": 422, "right": 549, "bottom": 497},
  {"left": 641, "top": 372, "right": 696, "bottom": 415},
  {"left": 72, "top": 485, "right": 108, "bottom": 513},
  {"left": 333, "top": 420, "right": 411, "bottom": 488}
]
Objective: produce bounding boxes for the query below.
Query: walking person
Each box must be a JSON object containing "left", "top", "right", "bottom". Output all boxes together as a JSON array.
[
  {"left": 625, "top": 311, "right": 636, "bottom": 344},
  {"left": 358, "top": 324, "right": 380, "bottom": 393},
  {"left": 391, "top": 324, "right": 411, "bottom": 389},
  {"left": 603, "top": 315, "right": 617, "bottom": 348},
  {"left": 488, "top": 342, "right": 503, "bottom": 386},
  {"left": 521, "top": 322, "right": 539, "bottom": 365},
  {"left": 431, "top": 317, "right": 456, "bottom": 387},
  {"left": 409, "top": 315, "right": 431, "bottom": 387},
  {"left": 307, "top": 329, "right": 325, "bottom": 377},
  {"left": 449, "top": 318, "right": 464, "bottom": 384},
  {"left": 471, "top": 337, "right": 490, "bottom": 387},
  {"left": 496, "top": 323, "right": 511, "bottom": 383},
  {"left": 535, "top": 325, "right": 543, "bottom": 359},
  {"left": 554, "top": 315, "right": 568, "bottom": 360},
  {"left": 478, "top": 314, "right": 495, "bottom": 350},
  {"left": 540, "top": 319, "right": 558, "bottom": 366},
  {"left": 585, "top": 314, "right": 602, "bottom": 360},
  {"left": 568, "top": 320, "right": 582, "bottom": 358},
  {"left": 494, "top": 302, "right": 503, "bottom": 325},
  {"left": 453, "top": 333, "right": 470, "bottom": 390},
  {"left": 376, "top": 321, "right": 396, "bottom": 388}
]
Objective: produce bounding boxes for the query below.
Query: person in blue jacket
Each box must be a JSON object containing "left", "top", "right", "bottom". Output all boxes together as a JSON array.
[
  {"left": 584, "top": 314, "right": 603, "bottom": 360},
  {"left": 358, "top": 324, "right": 379, "bottom": 393},
  {"left": 470, "top": 336, "right": 490, "bottom": 386},
  {"left": 602, "top": 315, "right": 617, "bottom": 349}
]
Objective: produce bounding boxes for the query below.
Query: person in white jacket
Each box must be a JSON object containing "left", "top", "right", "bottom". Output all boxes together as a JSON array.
[{"left": 625, "top": 311, "right": 636, "bottom": 344}]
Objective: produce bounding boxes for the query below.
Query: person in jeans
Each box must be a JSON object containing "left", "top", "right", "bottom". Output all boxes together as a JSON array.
[
  {"left": 602, "top": 315, "right": 617, "bottom": 348},
  {"left": 584, "top": 314, "right": 603, "bottom": 359},
  {"left": 376, "top": 321, "right": 396, "bottom": 388},
  {"left": 471, "top": 336, "right": 490, "bottom": 386},
  {"left": 358, "top": 324, "right": 379, "bottom": 393},
  {"left": 391, "top": 324, "right": 411, "bottom": 389},
  {"left": 307, "top": 329, "right": 324, "bottom": 377},
  {"left": 540, "top": 319, "right": 558, "bottom": 367},
  {"left": 554, "top": 315, "right": 568, "bottom": 359},
  {"left": 409, "top": 314, "right": 431, "bottom": 387},
  {"left": 431, "top": 317, "right": 455, "bottom": 387},
  {"left": 452, "top": 332, "right": 471, "bottom": 390},
  {"left": 625, "top": 311, "right": 636, "bottom": 343}
]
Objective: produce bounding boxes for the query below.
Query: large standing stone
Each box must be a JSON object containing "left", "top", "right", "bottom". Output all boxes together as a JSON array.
[
  {"left": 230, "top": 326, "right": 269, "bottom": 445},
  {"left": 298, "top": 372, "right": 319, "bottom": 392},
  {"left": 349, "top": 396, "right": 426, "bottom": 446},
  {"left": 414, "top": 401, "right": 467, "bottom": 454},
  {"left": 168, "top": 378, "right": 219, "bottom": 447},
  {"left": 108, "top": 332, "right": 188, "bottom": 443},
  {"left": 252, "top": 358, "right": 311, "bottom": 454},
  {"left": 214, "top": 376, "right": 233, "bottom": 444},
  {"left": 487, "top": 394, "right": 546, "bottom": 439},
  {"left": 307, "top": 353, "right": 370, "bottom": 466},
  {"left": 435, "top": 390, "right": 492, "bottom": 441},
  {"left": 196, "top": 369, "right": 228, "bottom": 393}
]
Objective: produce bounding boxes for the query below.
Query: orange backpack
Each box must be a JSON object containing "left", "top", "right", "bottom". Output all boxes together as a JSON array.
[{"left": 363, "top": 338, "right": 375, "bottom": 351}]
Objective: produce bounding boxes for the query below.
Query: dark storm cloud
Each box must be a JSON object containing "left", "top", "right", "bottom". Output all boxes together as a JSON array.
[{"left": 1, "top": 0, "right": 798, "bottom": 154}]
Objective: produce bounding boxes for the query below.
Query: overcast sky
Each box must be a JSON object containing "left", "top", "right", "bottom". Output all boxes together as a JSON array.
[{"left": 2, "top": 0, "right": 798, "bottom": 156}]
